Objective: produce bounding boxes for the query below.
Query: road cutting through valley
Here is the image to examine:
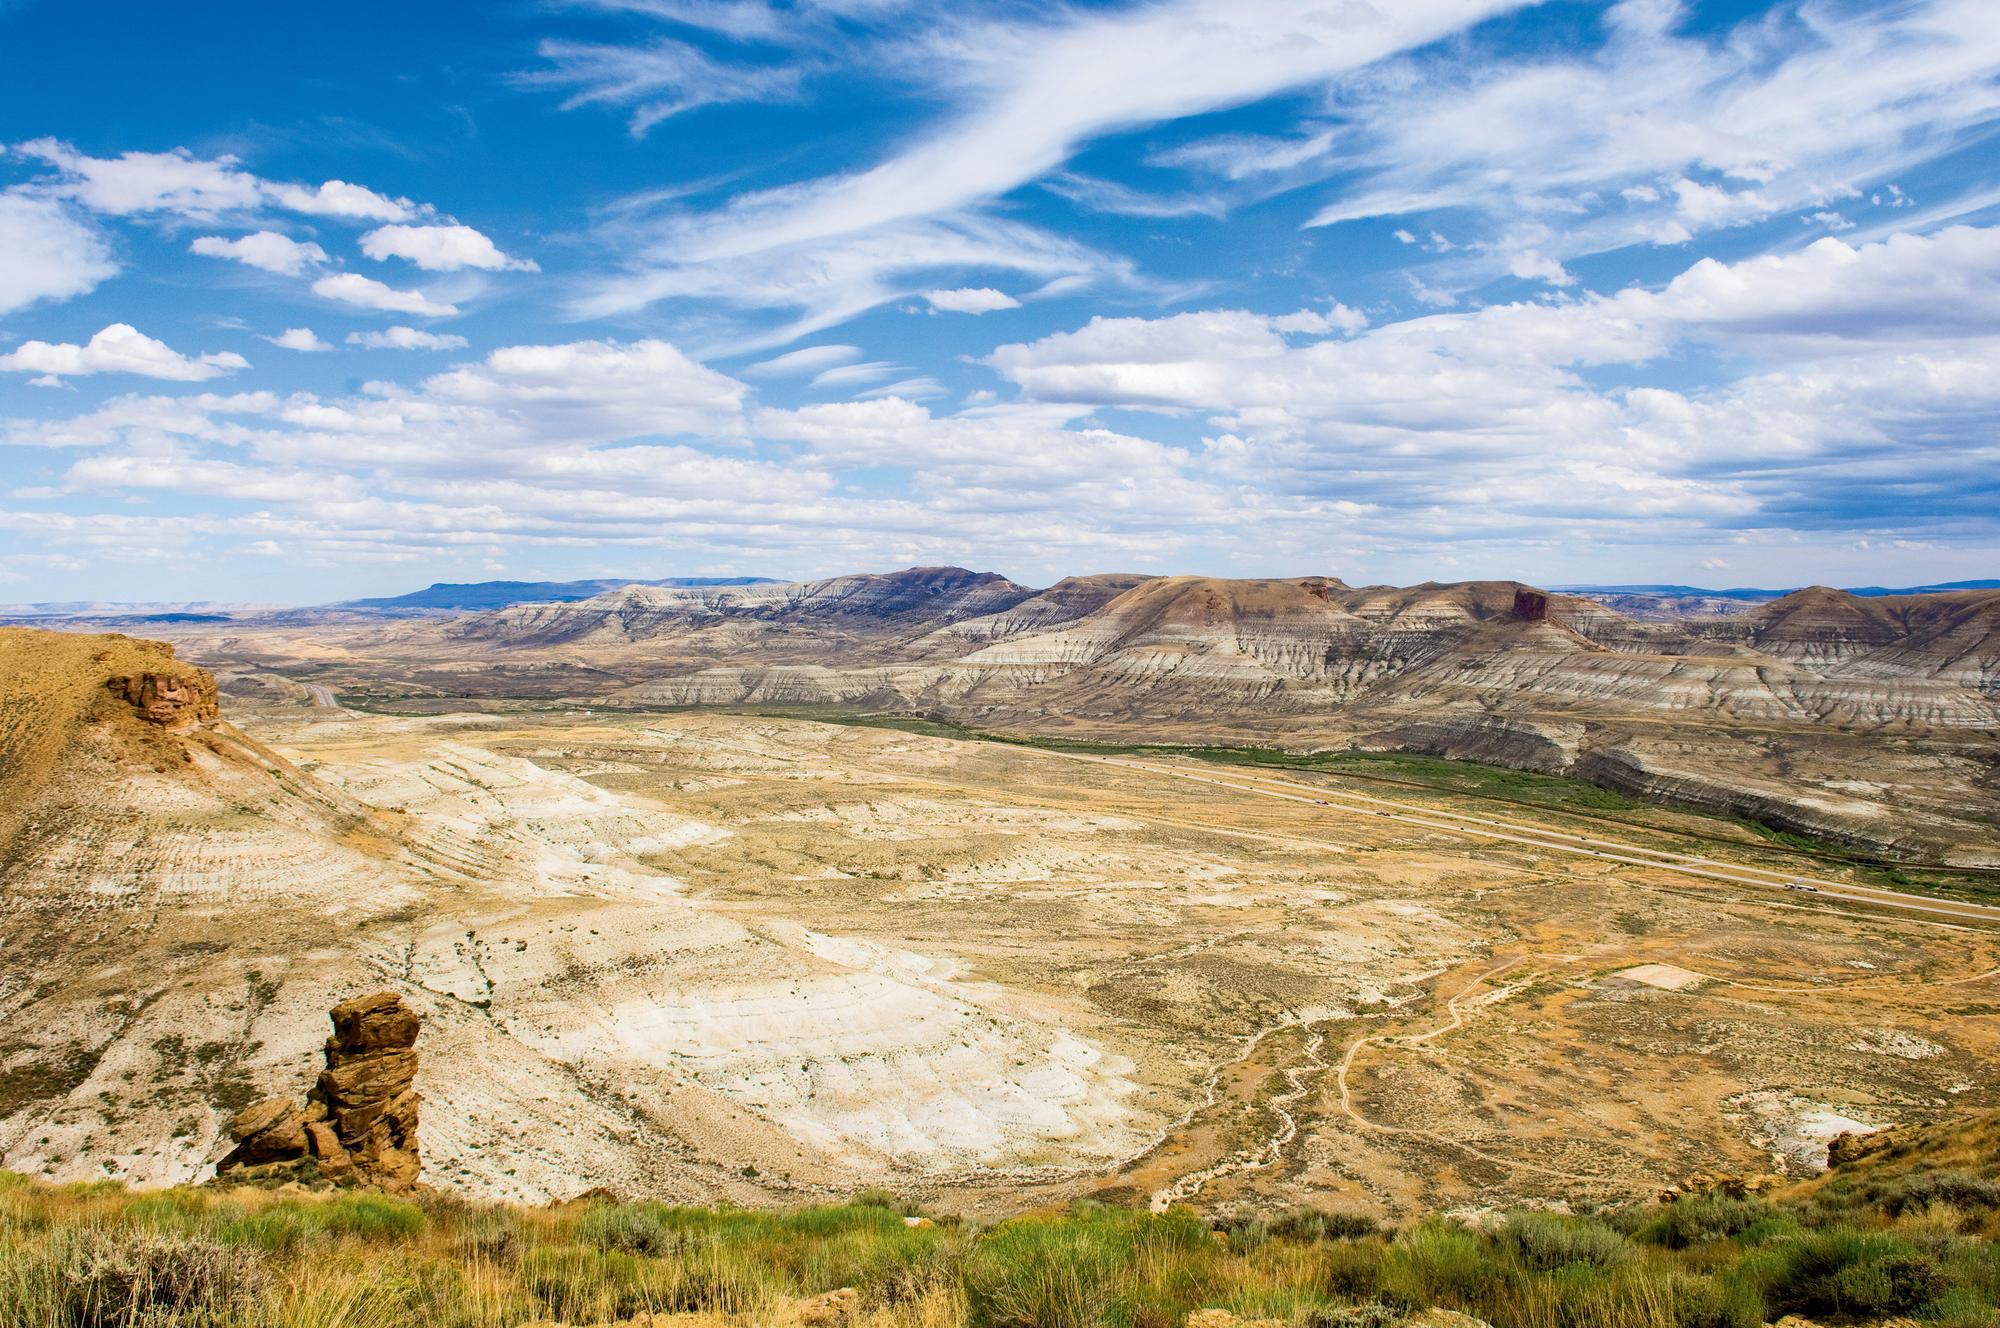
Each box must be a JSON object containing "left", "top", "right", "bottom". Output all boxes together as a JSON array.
[{"left": 1033, "top": 749, "right": 2000, "bottom": 925}]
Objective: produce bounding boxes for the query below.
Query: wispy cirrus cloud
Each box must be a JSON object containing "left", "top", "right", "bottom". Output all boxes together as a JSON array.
[
  {"left": 568, "top": 0, "right": 1527, "bottom": 340},
  {"left": 528, "top": 36, "right": 805, "bottom": 135},
  {"left": 1290, "top": 0, "right": 2000, "bottom": 286}
]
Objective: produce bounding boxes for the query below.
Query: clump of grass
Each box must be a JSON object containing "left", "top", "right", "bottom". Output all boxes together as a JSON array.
[{"left": 1, "top": 1160, "right": 1995, "bottom": 1328}]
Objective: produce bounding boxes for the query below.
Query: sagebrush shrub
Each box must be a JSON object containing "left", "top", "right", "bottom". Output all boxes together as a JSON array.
[{"left": 58, "top": 1229, "right": 266, "bottom": 1327}]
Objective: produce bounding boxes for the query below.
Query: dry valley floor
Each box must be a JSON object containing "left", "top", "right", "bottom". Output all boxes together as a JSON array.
[{"left": 3, "top": 697, "right": 1995, "bottom": 1219}]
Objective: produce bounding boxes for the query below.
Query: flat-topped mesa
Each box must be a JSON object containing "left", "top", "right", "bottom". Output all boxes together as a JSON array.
[
  {"left": 218, "top": 991, "right": 422, "bottom": 1191},
  {"left": 103, "top": 667, "right": 218, "bottom": 730}
]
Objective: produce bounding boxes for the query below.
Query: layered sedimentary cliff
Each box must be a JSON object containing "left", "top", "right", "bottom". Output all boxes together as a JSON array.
[{"left": 421, "top": 572, "right": 2000, "bottom": 860}]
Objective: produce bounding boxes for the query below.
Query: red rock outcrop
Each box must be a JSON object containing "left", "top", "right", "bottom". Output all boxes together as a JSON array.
[
  {"left": 219, "top": 991, "right": 422, "bottom": 1190},
  {"left": 1511, "top": 588, "right": 1550, "bottom": 622},
  {"left": 104, "top": 669, "right": 219, "bottom": 730}
]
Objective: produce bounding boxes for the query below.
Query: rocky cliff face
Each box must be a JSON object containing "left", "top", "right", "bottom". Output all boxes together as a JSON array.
[
  {"left": 1694, "top": 587, "right": 2000, "bottom": 692},
  {"left": 448, "top": 566, "right": 1038, "bottom": 655},
  {"left": 105, "top": 669, "right": 219, "bottom": 730},
  {"left": 219, "top": 991, "right": 422, "bottom": 1190}
]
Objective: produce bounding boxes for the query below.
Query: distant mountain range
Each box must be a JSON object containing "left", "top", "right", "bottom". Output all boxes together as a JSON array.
[
  {"left": 1558, "top": 579, "right": 2000, "bottom": 601},
  {"left": 335, "top": 577, "right": 782, "bottom": 613}
]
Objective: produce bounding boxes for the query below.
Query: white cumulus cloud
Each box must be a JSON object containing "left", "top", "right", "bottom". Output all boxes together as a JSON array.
[
  {"left": 267, "top": 328, "right": 333, "bottom": 352},
  {"left": 359, "top": 222, "right": 535, "bottom": 272},
  {"left": 310, "top": 273, "right": 460, "bottom": 317},
  {"left": 0, "top": 192, "right": 115, "bottom": 313},
  {"left": 265, "top": 179, "right": 414, "bottom": 222},
  {"left": 190, "top": 230, "right": 329, "bottom": 276},
  {"left": 13, "top": 139, "right": 417, "bottom": 223},
  {"left": 0, "top": 323, "right": 249, "bottom": 381},
  {"left": 14, "top": 138, "right": 265, "bottom": 216}
]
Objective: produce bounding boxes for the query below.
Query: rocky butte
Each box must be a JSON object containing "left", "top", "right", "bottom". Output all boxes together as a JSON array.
[{"left": 219, "top": 991, "right": 422, "bottom": 1191}]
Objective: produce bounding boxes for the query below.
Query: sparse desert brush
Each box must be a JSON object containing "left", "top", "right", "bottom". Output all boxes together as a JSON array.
[
  {"left": 21, "top": 1225, "right": 268, "bottom": 1328},
  {"left": 1221, "top": 1206, "right": 1382, "bottom": 1250}
]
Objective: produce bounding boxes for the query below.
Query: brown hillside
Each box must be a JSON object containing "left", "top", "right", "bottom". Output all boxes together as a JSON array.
[{"left": 0, "top": 628, "right": 220, "bottom": 857}]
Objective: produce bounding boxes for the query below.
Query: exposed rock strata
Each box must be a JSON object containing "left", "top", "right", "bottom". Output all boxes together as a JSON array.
[{"left": 219, "top": 991, "right": 422, "bottom": 1190}]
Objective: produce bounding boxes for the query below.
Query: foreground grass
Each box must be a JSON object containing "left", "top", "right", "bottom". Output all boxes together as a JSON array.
[{"left": 3, "top": 1171, "right": 1996, "bottom": 1328}]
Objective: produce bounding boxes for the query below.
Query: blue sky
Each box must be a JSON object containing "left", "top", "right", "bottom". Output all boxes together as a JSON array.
[{"left": 2, "top": 0, "right": 1997, "bottom": 603}]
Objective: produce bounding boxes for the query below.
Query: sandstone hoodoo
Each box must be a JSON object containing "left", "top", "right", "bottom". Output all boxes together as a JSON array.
[{"left": 219, "top": 991, "right": 422, "bottom": 1191}]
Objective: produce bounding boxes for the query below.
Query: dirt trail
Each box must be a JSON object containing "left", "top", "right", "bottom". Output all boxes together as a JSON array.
[
  {"left": 1149, "top": 1021, "right": 1334, "bottom": 1212},
  {"left": 1328, "top": 957, "right": 1614, "bottom": 1187}
]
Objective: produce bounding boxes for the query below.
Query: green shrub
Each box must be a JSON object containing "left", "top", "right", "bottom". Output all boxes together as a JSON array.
[
  {"left": 1882, "top": 1172, "right": 2000, "bottom": 1216},
  {"left": 1636, "top": 1197, "right": 1785, "bottom": 1250},
  {"left": 1748, "top": 1228, "right": 1949, "bottom": 1320},
  {"left": 451, "top": 1211, "right": 525, "bottom": 1268},
  {"left": 1668, "top": 1272, "right": 1763, "bottom": 1328},
  {"left": 1316, "top": 1239, "right": 1384, "bottom": 1300},
  {"left": 1496, "top": 1212, "right": 1632, "bottom": 1271},
  {"left": 576, "top": 1203, "right": 682, "bottom": 1256},
  {"left": 1831, "top": 1250, "right": 1949, "bottom": 1317},
  {"left": 1920, "top": 1286, "right": 2000, "bottom": 1328},
  {"left": 218, "top": 1205, "right": 325, "bottom": 1254},
  {"left": 1266, "top": 1208, "right": 1382, "bottom": 1244},
  {"left": 320, "top": 1193, "right": 426, "bottom": 1241},
  {"left": 849, "top": 1187, "right": 913, "bottom": 1213}
]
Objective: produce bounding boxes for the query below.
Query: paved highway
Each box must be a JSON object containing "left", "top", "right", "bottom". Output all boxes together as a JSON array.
[{"left": 1035, "top": 749, "right": 2000, "bottom": 926}]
